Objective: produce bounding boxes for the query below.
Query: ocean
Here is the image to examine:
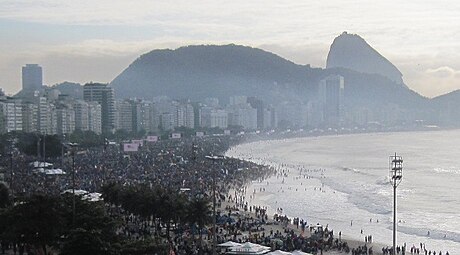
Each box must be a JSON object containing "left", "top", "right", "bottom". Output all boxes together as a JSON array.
[{"left": 226, "top": 130, "right": 460, "bottom": 253}]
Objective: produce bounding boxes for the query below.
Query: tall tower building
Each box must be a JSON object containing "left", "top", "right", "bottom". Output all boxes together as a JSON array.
[
  {"left": 83, "top": 83, "right": 115, "bottom": 133},
  {"left": 247, "top": 97, "right": 264, "bottom": 129},
  {"left": 319, "top": 75, "right": 345, "bottom": 126},
  {"left": 22, "top": 64, "right": 43, "bottom": 91}
]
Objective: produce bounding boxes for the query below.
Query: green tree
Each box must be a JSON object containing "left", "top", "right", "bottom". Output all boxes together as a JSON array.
[
  {"left": 60, "top": 228, "right": 113, "bottom": 255},
  {"left": 101, "top": 182, "right": 123, "bottom": 206},
  {"left": 187, "top": 197, "right": 211, "bottom": 246},
  {"left": 68, "top": 130, "right": 104, "bottom": 148},
  {"left": 2, "top": 195, "right": 64, "bottom": 254},
  {"left": 120, "top": 238, "right": 168, "bottom": 255},
  {"left": 0, "top": 183, "right": 11, "bottom": 209}
]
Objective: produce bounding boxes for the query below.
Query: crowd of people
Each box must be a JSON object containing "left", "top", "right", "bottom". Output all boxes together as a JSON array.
[{"left": 0, "top": 133, "right": 454, "bottom": 255}]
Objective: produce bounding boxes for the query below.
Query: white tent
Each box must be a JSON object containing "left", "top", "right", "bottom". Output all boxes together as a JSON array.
[
  {"left": 44, "top": 168, "right": 66, "bottom": 175},
  {"left": 30, "top": 161, "right": 53, "bottom": 168},
  {"left": 218, "top": 241, "right": 242, "bottom": 248},
  {"left": 62, "top": 189, "right": 88, "bottom": 196},
  {"left": 266, "top": 250, "right": 292, "bottom": 255},
  {"left": 291, "top": 251, "right": 313, "bottom": 255},
  {"left": 61, "top": 190, "right": 103, "bottom": 202},
  {"left": 82, "top": 192, "right": 103, "bottom": 202},
  {"left": 227, "top": 242, "right": 270, "bottom": 255}
]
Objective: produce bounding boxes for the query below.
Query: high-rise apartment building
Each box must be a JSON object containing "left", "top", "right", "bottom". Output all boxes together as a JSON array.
[
  {"left": 83, "top": 83, "right": 115, "bottom": 133},
  {"left": 74, "top": 100, "right": 89, "bottom": 132},
  {"left": 87, "top": 102, "right": 102, "bottom": 134},
  {"left": 138, "top": 101, "right": 157, "bottom": 133},
  {"left": 22, "top": 102, "right": 39, "bottom": 133},
  {"left": 247, "top": 97, "right": 264, "bottom": 129},
  {"left": 0, "top": 98, "right": 23, "bottom": 133},
  {"left": 114, "top": 99, "right": 133, "bottom": 132},
  {"left": 56, "top": 105, "right": 75, "bottom": 135},
  {"left": 200, "top": 106, "right": 228, "bottom": 129},
  {"left": 36, "top": 96, "right": 56, "bottom": 134},
  {"left": 319, "top": 75, "right": 345, "bottom": 126},
  {"left": 176, "top": 103, "right": 195, "bottom": 129},
  {"left": 22, "top": 64, "right": 43, "bottom": 91},
  {"left": 227, "top": 104, "right": 257, "bottom": 130}
]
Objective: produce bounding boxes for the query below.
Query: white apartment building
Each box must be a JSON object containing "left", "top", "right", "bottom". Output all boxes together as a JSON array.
[
  {"left": 200, "top": 107, "right": 228, "bottom": 129},
  {"left": 115, "top": 100, "right": 133, "bottom": 132},
  {"left": 227, "top": 104, "right": 257, "bottom": 130},
  {"left": 88, "top": 102, "right": 102, "bottom": 134},
  {"left": 0, "top": 99, "right": 23, "bottom": 133},
  {"left": 74, "top": 100, "right": 102, "bottom": 134},
  {"left": 56, "top": 106, "right": 75, "bottom": 135},
  {"left": 22, "top": 102, "right": 38, "bottom": 133},
  {"left": 176, "top": 103, "right": 195, "bottom": 129}
]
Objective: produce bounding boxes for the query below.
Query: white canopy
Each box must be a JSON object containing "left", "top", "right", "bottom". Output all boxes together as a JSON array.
[
  {"left": 33, "top": 168, "right": 66, "bottom": 175},
  {"left": 227, "top": 242, "right": 270, "bottom": 255},
  {"left": 82, "top": 192, "right": 103, "bottom": 202},
  {"left": 218, "top": 241, "right": 242, "bottom": 247},
  {"left": 45, "top": 168, "right": 66, "bottom": 175},
  {"left": 61, "top": 190, "right": 103, "bottom": 202},
  {"left": 62, "top": 189, "right": 88, "bottom": 195},
  {"left": 30, "top": 161, "right": 53, "bottom": 168},
  {"left": 266, "top": 251, "right": 292, "bottom": 255},
  {"left": 291, "top": 251, "right": 313, "bottom": 255}
]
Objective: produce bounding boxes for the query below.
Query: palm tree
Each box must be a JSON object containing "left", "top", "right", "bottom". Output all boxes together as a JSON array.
[
  {"left": 3, "top": 195, "right": 64, "bottom": 254},
  {"left": 100, "top": 182, "right": 122, "bottom": 206},
  {"left": 186, "top": 197, "right": 211, "bottom": 249}
]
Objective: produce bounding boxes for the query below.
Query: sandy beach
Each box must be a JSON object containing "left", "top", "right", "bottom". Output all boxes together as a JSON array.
[{"left": 217, "top": 185, "right": 386, "bottom": 255}]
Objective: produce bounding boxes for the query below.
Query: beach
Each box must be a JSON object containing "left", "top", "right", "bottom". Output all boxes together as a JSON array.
[
  {"left": 217, "top": 185, "right": 385, "bottom": 255},
  {"left": 225, "top": 130, "right": 460, "bottom": 254}
]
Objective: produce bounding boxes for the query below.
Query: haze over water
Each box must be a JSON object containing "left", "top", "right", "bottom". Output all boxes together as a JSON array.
[{"left": 227, "top": 130, "right": 460, "bottom": 253}]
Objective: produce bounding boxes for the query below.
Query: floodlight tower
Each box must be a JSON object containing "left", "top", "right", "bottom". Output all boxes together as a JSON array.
[{"left": 389, "top": 153, "right": 403, "bottom": 255}]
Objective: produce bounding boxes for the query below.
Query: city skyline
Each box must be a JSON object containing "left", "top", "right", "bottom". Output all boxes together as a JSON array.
[{"left": 1, "top": 0, "right": 460, "bottom": 97}]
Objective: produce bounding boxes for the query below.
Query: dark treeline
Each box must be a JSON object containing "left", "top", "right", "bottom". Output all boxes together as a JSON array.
[{"left": 0, "top": 181, "right": 217, "bottom": 255}]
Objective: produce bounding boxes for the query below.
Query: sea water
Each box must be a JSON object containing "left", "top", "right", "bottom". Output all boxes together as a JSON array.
[{"left": 226, "top": 130, "right": 460, "bottom": 253}]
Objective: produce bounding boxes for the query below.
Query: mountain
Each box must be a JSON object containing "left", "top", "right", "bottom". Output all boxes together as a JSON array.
[
  {"left": 51, "top": 82, "right": 83, "bottom": 99},
  {"left": 14, "top": 82, "right": 83, "bottom": 100},
  {"left": 432, "top": 90, "right": 460, "bottom": 125},
  {"left": 111, "top": 44, "right": 312, "bottom": 103},
  {"left": 111, "top": 43, "right": 428, "bottom": 113},
  {"left": 326, "top": 32, "right": 404, "bottom": 85}
]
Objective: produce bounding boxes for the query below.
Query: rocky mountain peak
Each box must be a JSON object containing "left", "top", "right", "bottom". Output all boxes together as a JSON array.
[{"left": 326, "top": 32, "right": 404, "bottom": 85}]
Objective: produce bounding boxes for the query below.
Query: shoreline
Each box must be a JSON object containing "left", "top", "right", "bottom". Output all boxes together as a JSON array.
[
  {"left": 219, "top": 185, "right": 386, "bottom": 255},
  {"left": 225, "top": 137, "right": 389, "bottom": 253},
  {"left": 225, "top": 129, "right": 460, "bottom": 254}
]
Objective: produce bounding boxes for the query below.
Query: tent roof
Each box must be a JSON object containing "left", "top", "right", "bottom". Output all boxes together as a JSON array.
[
  {"left": 218, "top": 241, "right": 242, "bottom": 247},
  {"left": 291, "top": 251, "right": 314, "bottom": 255},
  {"left": 267, "top": 250, "right": 292, "bottom": 255},
  {"left": 227, "top": 242, "right": 270, "bottom": 254}
]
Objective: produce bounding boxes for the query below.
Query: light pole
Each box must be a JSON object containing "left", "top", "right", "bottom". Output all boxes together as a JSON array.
[
  {"left": 9, "top": 151, "right": 13, "bottom": 197},
  {"left": 8, "top": 139, "right": 16, "bottom": 197},
  {"left": 65, "top": 142, "right": 79, "bottom": 226},
  {"left": 389, "top": 153, "right": 403, "bottom": 255},
  {"left": 205, "top": 155, "right": 225, "bottom": 255}
]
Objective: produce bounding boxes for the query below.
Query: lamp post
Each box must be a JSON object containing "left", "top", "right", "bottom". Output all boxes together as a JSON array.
[
  {"left": 65, "top": 142, "right": 79, "bottom": 226},
  {"left": 389, "top": 153, "right": 403, "bottom": 255},
  {"left": 7, "top": 138, "right": 16, "bottom": 197},
  {"left": 9, "top": 151, "right": 13, "bottom": 197},
  {"left": 205, "top": 155, "right": 225, "bottom": 255}
]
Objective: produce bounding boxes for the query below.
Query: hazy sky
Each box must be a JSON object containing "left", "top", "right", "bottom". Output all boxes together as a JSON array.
[{"left": 1, "top": 0, "right": 460, "bottom": 98}]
